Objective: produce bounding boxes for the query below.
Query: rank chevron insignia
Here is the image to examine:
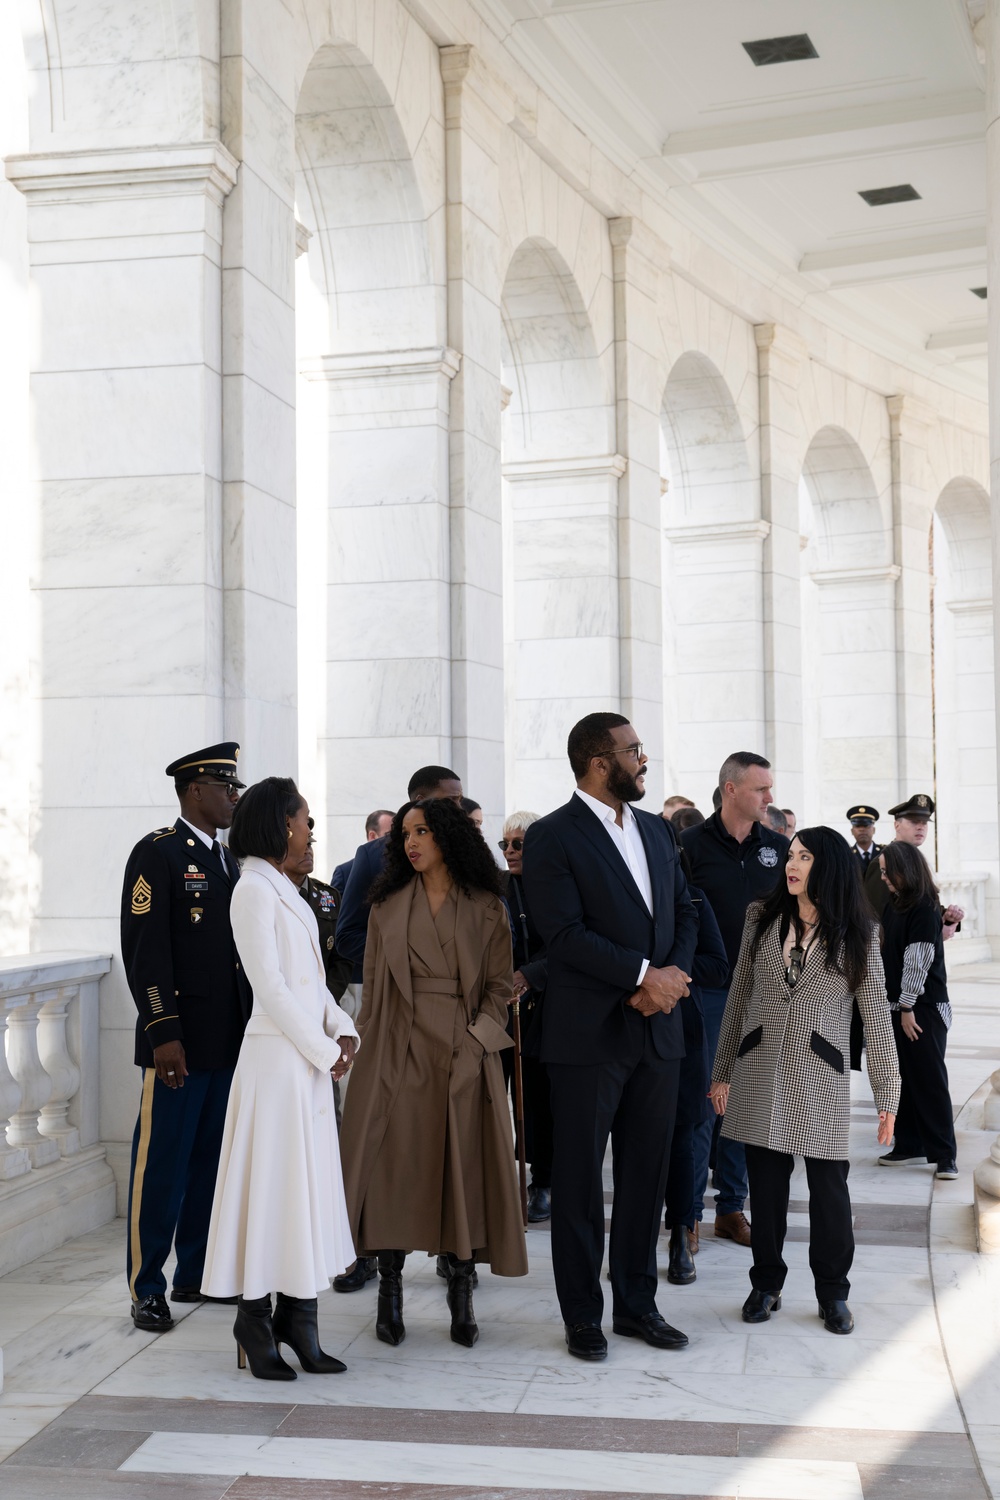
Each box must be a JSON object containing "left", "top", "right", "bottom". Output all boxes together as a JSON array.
[{"left": 131, "top": 876, "right": 152, "bottom": 916}]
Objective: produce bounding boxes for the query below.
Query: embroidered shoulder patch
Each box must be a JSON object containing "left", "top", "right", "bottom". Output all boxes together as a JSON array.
[
  {"left": 131, "top": 876, "right": 152, "bottom": 915},
  {"left": 758, "top": 846, "right": 779, "bottom": 868}
]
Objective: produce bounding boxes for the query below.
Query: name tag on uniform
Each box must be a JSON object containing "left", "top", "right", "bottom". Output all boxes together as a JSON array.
[{"left": 185, "top": 873, "right": 209, "bottom": 892}]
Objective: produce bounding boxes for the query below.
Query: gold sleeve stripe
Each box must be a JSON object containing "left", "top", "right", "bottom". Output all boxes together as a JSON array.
[
  {"left": 144, "top": 1014, "right": 179, "bottom": 1030},
  {"left": 128, "top": 1069, "right": 156, "bottom": 1299},
  {"left": 131, "top": 876, "right": 152, "bottom": 916}
]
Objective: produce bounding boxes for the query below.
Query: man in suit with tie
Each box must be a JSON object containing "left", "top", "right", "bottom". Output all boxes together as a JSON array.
[
  {"left": 847, "top": 805, "right": 882, "bottom": 873},
  {"left": 120, "top": 743, "right": 252, "bottom": 1331},
  {"left": 523, "top": 713, "right": 698, "bottom": 1361}
]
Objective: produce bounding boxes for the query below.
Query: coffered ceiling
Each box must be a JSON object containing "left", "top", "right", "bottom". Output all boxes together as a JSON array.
[{"left": 486, "top": 0, "right": 988, "bottom": 388}]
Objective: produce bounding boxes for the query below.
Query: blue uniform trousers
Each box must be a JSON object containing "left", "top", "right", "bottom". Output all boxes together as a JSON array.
[{"left": 126, "top": 1066, "right": 234, "bottom": 1301}]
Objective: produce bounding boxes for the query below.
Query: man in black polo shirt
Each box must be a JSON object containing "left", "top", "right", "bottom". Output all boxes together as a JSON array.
[{"left": 680, "top": 752, "right": 789, "bottom": 1249}]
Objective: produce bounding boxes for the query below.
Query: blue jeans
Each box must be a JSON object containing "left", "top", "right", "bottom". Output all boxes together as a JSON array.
[{"left": 692, "top": 987, "right": 748, "bottom": 1220}]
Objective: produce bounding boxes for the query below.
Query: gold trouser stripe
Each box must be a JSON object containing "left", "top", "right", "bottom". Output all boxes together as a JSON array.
[{"left": 128, "top": 1069, "right": 156, "bottom": 1300}]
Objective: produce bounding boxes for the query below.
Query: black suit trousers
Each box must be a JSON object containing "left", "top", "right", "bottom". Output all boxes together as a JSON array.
[
  {"left": 891, "top": 1005, "right": 956, "bottom": 1164},
  {"left": 744, "top": 1143, "right": 853, "bottom": 1302},
  {"left": 548, "top": 1026, "right": 680, "bottom": 1326}
]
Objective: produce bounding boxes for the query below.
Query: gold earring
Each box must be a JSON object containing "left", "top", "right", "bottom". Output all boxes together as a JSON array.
[{"left": 287, "top": 828, "right": 293, "bottom": 840}]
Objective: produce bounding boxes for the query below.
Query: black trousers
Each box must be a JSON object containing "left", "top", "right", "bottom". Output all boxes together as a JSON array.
[
  {"left": 664, "top": 1032, "right": 710, "bottom": 1231},
  {"left": 548, "top": 1029, "right": 680, "bottom": 1326},
  {"left": 744, "top": 1143, "right": 853, "bottom": 1302},
  {"left": 891, "top": 1005, "right": 957, "bottom": 1164}
]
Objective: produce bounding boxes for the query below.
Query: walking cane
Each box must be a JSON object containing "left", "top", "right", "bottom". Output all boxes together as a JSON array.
[{"left": 511, "top": 994, "right": 528, "bottom": 1227}]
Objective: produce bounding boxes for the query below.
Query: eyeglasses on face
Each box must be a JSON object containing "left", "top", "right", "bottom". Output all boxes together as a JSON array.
[
  {"left": 498, "top": 838, "right": 524, "bottom": 852},
  {"left": 192, "top": 778, "right": 240, "bottom": 798},
  {"left": 603, "top": 742, "right": 644, "bottom": 761}
]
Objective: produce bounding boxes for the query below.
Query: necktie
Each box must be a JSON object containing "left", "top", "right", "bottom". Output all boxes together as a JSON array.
[{"left": 212, "top": 840, "right": 230, "bottom": 879}]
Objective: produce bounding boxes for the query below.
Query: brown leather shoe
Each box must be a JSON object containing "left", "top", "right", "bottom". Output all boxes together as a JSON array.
[
  {"left": 714, "top": 1210, "right": 751, "bottom": 1246},
  {"left": 690, "top": 1222, "right": 700, "bottom": 1255}
]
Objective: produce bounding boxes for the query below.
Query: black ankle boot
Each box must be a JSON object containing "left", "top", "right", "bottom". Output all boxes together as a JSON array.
[
  {"left": 446, "top": 1255, "right": 479, "bottom": 1347},
  {"left": 234, "top": 1295, "right": 297, "bottom": 1381},
  {"left": 272, "top": 1293, "right": 346, "bottom": 1374},
  {"left": 667, "top": 1225, "right": 696, "bottom": 1285},
  {"left": 376, "top": 1251, "right": 406, "bottom": 1346}
]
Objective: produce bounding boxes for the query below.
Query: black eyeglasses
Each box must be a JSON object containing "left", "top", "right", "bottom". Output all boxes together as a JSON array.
[
  {"left": 498, "top": 838, "right": 524, "bottom": 852},
  {"left": 604, "top": 742, "right": 644, "bottom": 761},
  {"left": 192, "top": 778, "right": 239, "bottom": 798}
]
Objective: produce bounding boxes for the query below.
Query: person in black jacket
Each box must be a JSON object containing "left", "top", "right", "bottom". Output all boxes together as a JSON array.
[
  {"left": 877, "top": 842, "right": 958, "bottom": 1178},
  {"left": 663, "top": 866, "right": 729, "bottom": 1283},
  {"left": 120, "top": 743, "right": 252, "bottom": 1332},
  {"left": 523, "top": 713, "right": 698, "bottom": 1362}
]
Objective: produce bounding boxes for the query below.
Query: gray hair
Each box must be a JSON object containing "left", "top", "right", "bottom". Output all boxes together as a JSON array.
[{"left": 503, "top": 810, "right": 541, "bottom": 838}]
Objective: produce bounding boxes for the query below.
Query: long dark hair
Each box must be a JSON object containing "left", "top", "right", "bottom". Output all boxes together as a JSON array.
[
  {"left": 369, "top": 798, "right": 503, "bottom": 904},
  {"left": 882, "top": 841, "right": 940, "bottom": 912},
  {"left": 229, "top": 777, "right": 302, "bottom": 862},
  {"left": 749, "top": 825, "right": 873, "bottom": 991}
]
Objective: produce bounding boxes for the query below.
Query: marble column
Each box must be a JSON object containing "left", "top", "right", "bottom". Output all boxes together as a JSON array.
[
  {"left": 442, "top": 46, "right": 505, "bottom": 816},
  {"left": 503, "top": 455, "right": 625, "bottom": 811},
  {"left": 888, "top": 394, "right": 936, "bottom": 791},
  {"left": 986, "top": 0, "right": 1000, "bottom": 890},
  {"left": 942, "top": 598, "right": 998, "bottom": 928},
  {"left": 5, "top": 144, "right": 238, "bottom": 958},
  {"left": 299, "top": 348, "right": 459, "bottom": 855},
  {"left": 755, "top": 324, "right": 806, "bottom": 802},
  {"left": 610, "top": 218, "right": 668, "bottom": 782}
]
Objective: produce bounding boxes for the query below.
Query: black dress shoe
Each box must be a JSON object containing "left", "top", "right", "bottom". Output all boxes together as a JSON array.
[
  {"left": 333, "top": 1257, "right": 377, "bottom": 1293},
  {"left": 170, "top": 1287, "right": 238, "bottom": 1304},
  {"left": 527, "top": 1185, "right": 551, "bottom": 1222},
  {"left": 565, "top": 1322, "right": 607, "bottom": 1360},
  {"left": 612, "top": 1312, "right": 688, "bottom": 1349},
  {"left": 436, "top": 1253, "right": 477, "bottom": 1287},
  {"left": 742, "top": 1289, "right": 781, "bottom": 1323},
  {"left": 666, "top": 1226, "right": 696, "bottom": 1286},
  {"left": 131, "top": 1294, "right": 174, "bottom": 1331},
  {"left": 818, "top": 1299, "right": 854, "bottom": 1335}
]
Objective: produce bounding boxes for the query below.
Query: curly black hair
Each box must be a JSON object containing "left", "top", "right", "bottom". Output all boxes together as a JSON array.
[{"left": 368, "top": 798, "right": 503, "bottom": 904}]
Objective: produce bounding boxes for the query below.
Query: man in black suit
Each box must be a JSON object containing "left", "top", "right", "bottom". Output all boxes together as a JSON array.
[{"left": 523, "top": 713, "right": 698, "bottom": 1361}]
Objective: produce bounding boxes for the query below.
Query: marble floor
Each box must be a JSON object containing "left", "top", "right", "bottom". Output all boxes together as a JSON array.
[{"left": 2, "top": 966, "right": 1000, "bottom": 1500}]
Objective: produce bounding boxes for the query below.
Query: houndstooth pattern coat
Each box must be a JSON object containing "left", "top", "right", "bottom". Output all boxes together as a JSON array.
[{"left": 713, "top": 905, "right": 900, "bottom": 1160}]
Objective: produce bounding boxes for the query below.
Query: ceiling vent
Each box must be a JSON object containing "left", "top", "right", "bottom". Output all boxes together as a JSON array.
[
  {"left": 742, "top": 34, "right": 818, "bottom": 66},
  {"left": 971, "top": 286, "right": 988, "bottom": 299},
  {"left": 858, "top": 184, "right": 921, "bottom": 207}
]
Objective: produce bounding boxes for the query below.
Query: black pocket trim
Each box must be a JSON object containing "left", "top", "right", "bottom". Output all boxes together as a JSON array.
[
  {"left": 809, "top": 1031, "right": 845, "bottom": 1074},
  {"left": 736, "top": 1025, "right": 763, "bottom": 1058}
]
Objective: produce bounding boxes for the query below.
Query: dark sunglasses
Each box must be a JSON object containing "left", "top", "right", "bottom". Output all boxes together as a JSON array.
[{"left": 498, "top": 838, "right": 524, "bottom": 852}]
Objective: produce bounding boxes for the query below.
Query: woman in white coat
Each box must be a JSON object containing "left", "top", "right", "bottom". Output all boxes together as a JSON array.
[{"left": 202, "top": 777, "right": 359, "bottom": 1380}]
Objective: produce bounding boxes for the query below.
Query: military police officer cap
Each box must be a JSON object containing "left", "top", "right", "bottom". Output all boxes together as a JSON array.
[
  {"left": 888, "top": 792, "right": 935, "bottom": 819},
  {"left": 166, "top": 743, "right": 245, "bottom": 788},
  {"left": 847, "top": 805, "right": 879, "bottom": 824}
]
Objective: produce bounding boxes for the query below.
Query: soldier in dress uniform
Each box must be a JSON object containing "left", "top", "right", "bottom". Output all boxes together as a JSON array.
[
  {"left": 121, "top": 743, "right": 252, "bottom": 1332},
  {"left": 846, "top": 806, "right": 882, "bottom": 874}
]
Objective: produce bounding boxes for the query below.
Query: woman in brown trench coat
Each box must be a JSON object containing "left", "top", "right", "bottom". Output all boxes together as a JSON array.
[{"left": 339, "top": 798, "right": 528, "bottom": 1349}]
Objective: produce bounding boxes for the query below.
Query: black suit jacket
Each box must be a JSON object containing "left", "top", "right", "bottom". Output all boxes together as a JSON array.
[
  {"left": 522, "top": 796, "right": 698, "bottom": 1066},
  {"left": 120, "top": 823, "right": 252, "bottom": 1070}
]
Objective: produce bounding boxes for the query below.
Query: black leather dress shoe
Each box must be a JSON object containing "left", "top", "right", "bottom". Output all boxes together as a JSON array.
[
  {"left": 170, "top": 1287, "right": 237, "bottom": 1304},
  {"left": 132, "top": 1294, "right": 174, "bottom": 1331},
  {"left": 612, "top": 1312, "right": 688, "bottom": 1349},
  {"left": 527, "top": 1185, "right": 551, "bottom": 1222},
  {"left": 565, "top": 1322, "right": 607, "bottom": 1360},
  {"left": 436, "top": 1254, "right": 477, "bottom": 1287},
  {"left": 742, "top": 1289, "right": 781, "bottom": 1323},
  {"left": 333, "top": 1257, "right": 378, "bottom": 1293},
  {"left": 666, "top": 1226, "right": 696, "bottom": 1285},
  {"left": 818, "top": 1299, "right": 854, "bottom": 1335}
]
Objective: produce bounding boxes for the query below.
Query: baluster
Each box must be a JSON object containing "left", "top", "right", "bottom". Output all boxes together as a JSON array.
[
  {"left": 6, "top": 994, "right": 60, "bottom": 1167},
  {"left": 37, "top": 986, "right": 81, "bottom": 1156},
  {"left": 974, "top": 1070, "right": 1000, "bottom": 1251},
  {"left": 0, "top": 1000, "right": 31, "bottom": 1179}
]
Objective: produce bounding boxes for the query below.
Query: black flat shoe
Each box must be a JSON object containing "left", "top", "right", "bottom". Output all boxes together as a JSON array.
[
  {"left": 742, "top": 1289, "right": 781, "bottom": 1323},
  {"left": 666, "top": 1226, "right": 696, "bottom": 1286},
  {"left": 170, "top": 1286, "right": 238, "bottom": 1305},
  {"left": 612, "top": 1312, "right": 688, "bottom": 1349},
  {"left": 131, "top": 1294, "right": 174, "bottom": 1331},
  {"left": 818, "top": 1299, "right": 854, "bottom": 1335},
  {"left": 273, "top": 1294, "right": 346, "bottom": 1373},
  {"left": 333, "top": 1257, "right": 377, "bottom": 1293},
  {"left": 878, "top": 1149, "right": 923, "bottom": 1167},
  {"left": 527, "top": 1185, "right": 551, "bottom": 1222},
  {"left": 565, "top": 1322, "right": 607, "bottom": 1360}
]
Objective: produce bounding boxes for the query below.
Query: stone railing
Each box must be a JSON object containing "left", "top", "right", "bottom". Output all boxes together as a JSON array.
[
  {"left": 0, "top": 953, "right": 116, "bottom": 1276},
  {"left": 974, "top": 1068, "right": 1000, "bottom": 1251},
  {"left": 935, "top": 871, "right": 992, "bottom": 963}
]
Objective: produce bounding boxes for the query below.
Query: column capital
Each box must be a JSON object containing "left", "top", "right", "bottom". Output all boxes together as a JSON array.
[
  {"left": 663, "top": 518, "right": 771, "bottom": 545},
  {"left": 5, "top": 142, "right": 240, "bottom": 205},
  {"left": 609, "top": 217, "right": 671, "bottom": 293},
  {"left": 888, "top": 392, "right": 938, "bottom": 437},
  {"left": 811, "top": 563, "right": 901, "bottom": 587},
  {"left": 440, "top": 43, "right": 473, "bottom": 93},
  {"left": 503, "top": 454, "right": 627, "bottom": 484},
  {"left": 299, "top": 347, "right": 462, "bottom": 386},
  {"left": 754, "top": 322, "right": 808, "bottom": 370}
]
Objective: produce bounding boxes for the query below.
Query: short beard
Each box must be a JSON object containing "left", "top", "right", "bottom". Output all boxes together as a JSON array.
[{"left": 608, "top": 759, "right": 645, "bottom": 804}]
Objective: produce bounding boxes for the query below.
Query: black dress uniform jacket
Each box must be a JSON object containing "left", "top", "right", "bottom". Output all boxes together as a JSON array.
[
  {"left": 121, "top": 824, "right": 252, "bottom": 1070},
  {"left": 298, "top": 875, "right": 354, "bottom": 1001}
]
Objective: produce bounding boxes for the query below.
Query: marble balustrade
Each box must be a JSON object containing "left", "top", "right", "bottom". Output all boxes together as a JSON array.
[{"left": 937, "top": 871, "right": 992, "bottom": 963}]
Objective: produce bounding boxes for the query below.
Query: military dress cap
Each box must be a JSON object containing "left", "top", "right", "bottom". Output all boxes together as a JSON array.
[
  {"left": 165, "top": 743, "right": 245, "bottom": 788},
  {"left": 847, "top": 805, "right": 880, "bottom": 824},
  {"left": 888, "top": 792, "right": 935, "bottom": 819}
]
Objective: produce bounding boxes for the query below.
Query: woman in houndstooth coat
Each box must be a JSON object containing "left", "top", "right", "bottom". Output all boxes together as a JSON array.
[{"left": 710, "top": 827, "right": 899, "bottom": 1336}]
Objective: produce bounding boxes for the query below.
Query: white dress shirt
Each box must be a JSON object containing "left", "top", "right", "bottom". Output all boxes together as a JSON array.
[
  {"left": 179, "top": 816, "right": 228, "bottom": 873},
  {"left": 574, "top": 788, "right": 654, "bottom": 984}
]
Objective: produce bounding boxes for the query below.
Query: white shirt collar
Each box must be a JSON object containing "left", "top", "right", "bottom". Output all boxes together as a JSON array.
[
  {"left": 574, "top": 786, "right": 637, "bottom": 829},
  {"left": 178, "top": 816, "right": 215, "bottom": 851}
]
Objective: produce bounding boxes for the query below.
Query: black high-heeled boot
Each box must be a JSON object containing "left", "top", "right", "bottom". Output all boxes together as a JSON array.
[
  {"left": 234, "top": 1295, "right": 297, "bottom": 1380},
  {"left": 446, "top": 1255, "right": 479, "bottom": 1347},
  {"left": 272, "top": 1293, "right": 346, "bottom": 1373},
  {"left": 375, "top": 1250, "right": 406, "bottom": 1346}
]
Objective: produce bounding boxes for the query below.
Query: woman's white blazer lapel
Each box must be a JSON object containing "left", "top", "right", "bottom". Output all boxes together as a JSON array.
[{"left": 243, "top": 857, "right": 325, "bottom": 972}]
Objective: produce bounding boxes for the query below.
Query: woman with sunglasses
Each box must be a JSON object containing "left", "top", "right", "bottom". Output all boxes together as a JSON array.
[{"left": 709, "top": 828, "right": 899, "bottom": 1335}]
